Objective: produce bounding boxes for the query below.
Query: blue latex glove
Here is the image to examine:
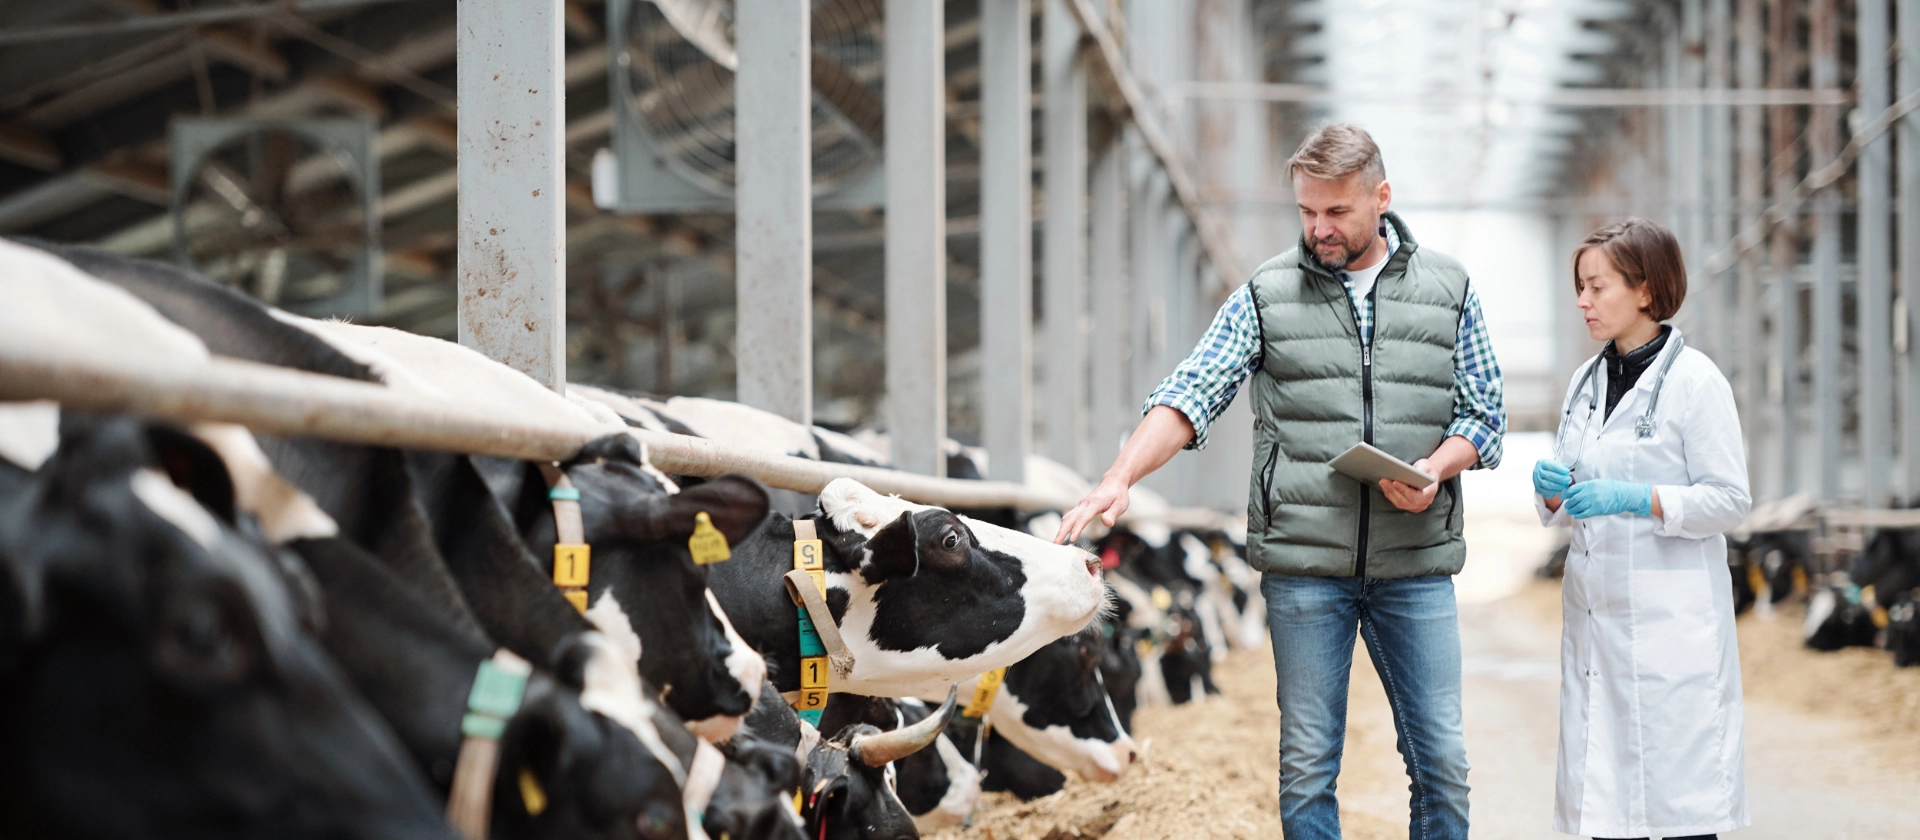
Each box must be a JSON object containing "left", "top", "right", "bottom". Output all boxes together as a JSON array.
[
  {"left": 1532, "top": 459, "right": 1572, "bottom": 499},
  {"left": 1561, "top": 479, "right": 1653, "bottom": 519}
]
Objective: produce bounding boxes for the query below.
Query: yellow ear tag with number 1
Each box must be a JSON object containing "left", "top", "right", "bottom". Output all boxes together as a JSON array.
[{"left": 688, "top": 511, "right": 732, "bottom": 564}]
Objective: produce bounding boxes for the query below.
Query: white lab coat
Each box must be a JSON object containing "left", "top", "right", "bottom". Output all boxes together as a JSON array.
[{"left": 1535, "top": 330, "right": 1752, "bottom": 838}]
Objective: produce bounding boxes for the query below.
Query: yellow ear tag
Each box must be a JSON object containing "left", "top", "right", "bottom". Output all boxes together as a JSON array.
[
  {"left": 518, "top": 768, "right": 548, "bottom": 816},
  {"left": 963, "top": 668, "right": 1006, "bottom": 719},
  {"left": 791, "top": 789, "right": 804, "bottom": 816},
  {"left": 688, "top": 511, "right": 732, "bottom": 564},
  {"left": 1151, "top": 586, "right": 1173, "bottom": 611}
]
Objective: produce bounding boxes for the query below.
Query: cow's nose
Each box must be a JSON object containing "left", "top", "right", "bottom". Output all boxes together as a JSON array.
[{"left": 1084, "top": 556, "right": 1100, "bottom": 577}]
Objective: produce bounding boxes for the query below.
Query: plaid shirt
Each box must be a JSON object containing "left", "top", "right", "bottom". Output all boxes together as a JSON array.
[{"left": 1144, "top": 221, "right": 1506, "bottom": 469}]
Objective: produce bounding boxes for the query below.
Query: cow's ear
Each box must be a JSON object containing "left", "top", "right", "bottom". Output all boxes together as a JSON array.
[
  {"left": 661, "top": 474, "right": 770, "bottom": 546},
  {"left": 859, "top": 512, "right": 919, "bottom": 580},
  {"left": 145, "top": 424, "right": 237, "bottom": 526},
  {"left": 569, "top": 432, "right": 644, "bottom": 467}
]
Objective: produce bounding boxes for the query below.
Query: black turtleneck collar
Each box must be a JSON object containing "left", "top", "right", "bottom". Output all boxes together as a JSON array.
[{"left": 1602, "top": 325, "right": 1671, "bottom": 420}]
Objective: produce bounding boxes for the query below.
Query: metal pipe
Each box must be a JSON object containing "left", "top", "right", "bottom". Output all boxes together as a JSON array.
[
  {"left": 884, "top": 0, "right": 948, "bottom": 476},
  {"left": 1169, "top": 81, "right": 1850, "bottom": 107},
  {"left": 734, "top": 0, "right": 814, "bottom": 424},
  {"left": 1858, "top": 0, "right": 1894, "bottom": 506},
  {"left": 0, "top": 0, "right": 411, "bottom": 47},
  {"left": 456, "top": 0, "right": 566, "bottom": 390},
  {"left": 979, "top": 0, "right": 1032, "bottom": 483},
  {"left": 1043, "top": 0, "right": 1089, "bottom": 475}
]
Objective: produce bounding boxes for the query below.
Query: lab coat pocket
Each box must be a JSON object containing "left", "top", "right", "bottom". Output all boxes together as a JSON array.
[{"left": 1629, "top": 568, "right": 1722, "bottom": 775}]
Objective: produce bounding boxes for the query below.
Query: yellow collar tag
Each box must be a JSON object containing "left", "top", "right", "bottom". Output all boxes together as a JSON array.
[
  {"left": 518, "top": 768, "right": 548, "bottom": 816},
  {"left": 962, "top": 667, "right": 1006, "bottom": 719},
  {"left": 688, "top": 511, "right": 731, "bottom": 564}
]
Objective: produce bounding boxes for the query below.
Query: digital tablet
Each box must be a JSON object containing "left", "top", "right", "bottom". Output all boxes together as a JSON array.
[{"left": 1328, "top": 442, "right": 1436, "bottom": 490}]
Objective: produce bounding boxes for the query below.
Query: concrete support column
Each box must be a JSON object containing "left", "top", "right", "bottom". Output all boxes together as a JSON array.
[
  {"left": 1089, "top": 129, "right": 1129, "bottom": 465},
  {"left": 735, "top": 0, "right": 813, "bottom": 424},
  {"left": 1810, "top": 0, "right": 1841, "bottom": 501},
  {"left": 1704, "top": 0, "right": 1732, "bottom": 368},
  {"left": 1903, "top": 0, "right": 1920, "bottom": 497},
  {"left": 978, "top": 0, "right": 1032, "bottom": 484},
  {"left": 1042, "top": 0, "right": 1088, "bottom": 475},
  {"left": 456, "top": 0, "right": 566, "bottom": 390},
  {"left": 885, "top": 0, "right": 947, "bottom": 476},
  {"left": 1858, "top": 0, "right": 1893, "bottom": 506}
]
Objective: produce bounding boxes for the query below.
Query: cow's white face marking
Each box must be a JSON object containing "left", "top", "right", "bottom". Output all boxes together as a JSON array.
[
  {"left": 817, "top": 478, "right": 1107, "bottom": 697},
  {"left": 131, "top": 469, "right": 221, "bottom": 549},
  {"left": 984, "top": 683, "right": 1138, "bottom": 783},
  {"left": 684, "top": 591, "right": 763, "bottom": 743},
  {"left": 0, "top": 401, "right": 58, "bottom": 471},
  {"left": 576, "top": 630, "right": 686, "bottom": 788},
  {"left": 911, "top": 730, "right": 981, "bottom": 831},
  {"left": 190, "top": 423, "right": 338, "bottom": 543}
]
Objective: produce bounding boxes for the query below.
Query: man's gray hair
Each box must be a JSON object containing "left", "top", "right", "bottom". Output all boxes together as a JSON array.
[{"left": 1287, "top": 123, "right": 1386, "bottom": 186}]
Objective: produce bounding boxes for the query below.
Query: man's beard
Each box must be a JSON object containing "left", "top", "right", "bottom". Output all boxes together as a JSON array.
[{"left": 1308, "top": 227, "right": 1376, "bottom": 270}]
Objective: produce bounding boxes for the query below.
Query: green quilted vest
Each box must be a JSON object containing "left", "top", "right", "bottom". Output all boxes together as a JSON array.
[{"left": 1245, "top": 212, "right": 1469, "bottom": 578}]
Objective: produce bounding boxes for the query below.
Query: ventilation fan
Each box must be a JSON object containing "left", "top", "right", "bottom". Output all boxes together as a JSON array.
[
  {"left": 169, "top": 118, "right": 382, "bottom": 316},
  {"left": 598, "top": 0, "right": 886, "bottom": 213}
]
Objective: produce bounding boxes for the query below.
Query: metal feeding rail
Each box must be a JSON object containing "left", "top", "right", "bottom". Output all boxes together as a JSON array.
[{"left": 0, "top": 340, "right": 1230, "bottom": 529}]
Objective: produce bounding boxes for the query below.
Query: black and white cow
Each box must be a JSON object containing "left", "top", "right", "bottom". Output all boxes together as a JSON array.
[
  {"left": 732, "top": 683, "right": 959, "bottom": 840},
  {"left": 34, "top": 241, "right": 767, "bottom": 738},
  {"left": 710, "top": 477, "right": 1109, "bottom": 699},
  {"left": 1853, "top": 527, "right": 1920, "bottom": 614},
  {"left": 287, "top": 532, "right": 692, "bottom": 840},
  {"left": 937, "top": 626, "right": 1139, "bottom": 785},
  {"left": 1888, "top": 594, "right": 1920, "bottom": 667},
  {"left": 1804, "top": 585, "right": 1881, "bottom": 651},
  {"left": 817, "top": 694, "right": 982, "bottom": 833},
  {"left": 0, "top": 416, "right": 454, "bottom": 839}
]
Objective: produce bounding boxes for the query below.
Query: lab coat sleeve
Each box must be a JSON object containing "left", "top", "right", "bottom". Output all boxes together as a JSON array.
[
  {"left": 1534, "top": 492, "right": 1571, "bottom": 527},
  {"left": 1653, "top": 366, "right": 1751, "bottom": 539}
]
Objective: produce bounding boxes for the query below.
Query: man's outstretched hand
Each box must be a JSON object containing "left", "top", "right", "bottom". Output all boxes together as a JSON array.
[{"left": 1055, "top": 476, "right": 1131, "bottom": 544}]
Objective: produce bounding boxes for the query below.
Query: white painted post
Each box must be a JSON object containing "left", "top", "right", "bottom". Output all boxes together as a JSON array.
[
  {"left": 1811, "top": 0, "right": 1841, "bottom": 501},
  {"left": 1089, "top": 132, "right": 1127, "bottom": 464},
  {"left": 456, "top": 0, "right": 567, "bottom": 391},
  {"left": 735, "top": 0, "right": 813, "bottom": 424},
  {"left": 1858, "top": 0, "right": 1892, "bottom": 506},
  {"left": 979, "top": 0, "right": 1032, "bottom": 484},
  {"left": 1902, "top": 0, "right": 1920, "bottom": 497},
  {"left": 885, "top": 0, "right": 946, "bottom": 476},
  {"left": 1043, "top": 0, "right": 1088, "bottom": 475}
]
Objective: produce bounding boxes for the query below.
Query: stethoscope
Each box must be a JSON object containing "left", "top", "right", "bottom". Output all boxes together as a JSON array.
[{"left": 1554, "top": 332, "right": 1684, "bottom": 481}]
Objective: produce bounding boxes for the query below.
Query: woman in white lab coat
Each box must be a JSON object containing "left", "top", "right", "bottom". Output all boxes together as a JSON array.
[{"left": 1533, "top": 218, "right": 1751, "bottom": 840}]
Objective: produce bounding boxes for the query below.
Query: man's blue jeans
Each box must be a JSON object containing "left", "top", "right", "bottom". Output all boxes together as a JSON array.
[{"left": 1261, "top": 572, "right": 1470, "bottom": 840}]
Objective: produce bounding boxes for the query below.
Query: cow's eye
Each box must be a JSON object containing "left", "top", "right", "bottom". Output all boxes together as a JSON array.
[{"left": 941, "top": 529, "right": 963, "bottom": 551}]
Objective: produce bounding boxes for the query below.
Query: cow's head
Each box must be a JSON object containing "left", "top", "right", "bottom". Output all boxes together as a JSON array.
[
  {"left": 813, "top": 478, "right": 1107, "bottom": 697},
  {"left": 531, "top": 436, "right": 770, "bottom": 740},
  {"left": 0, "top": 417, "right": 450, "bottom": 839},
  {"left": 890, "top": 699, "right": 982, "bottom": 832},
  {"left": 495, "top": 680, "right": 690, "bottom": 840},
  {"left": 803, "top": 689, "right": 957, "bottom": 840},
  {"left": 703, "top": 735, "right": 806, "bottom": 840},
  {"left": 989, "top": 627, "right": 1139, "bottom": 782}
]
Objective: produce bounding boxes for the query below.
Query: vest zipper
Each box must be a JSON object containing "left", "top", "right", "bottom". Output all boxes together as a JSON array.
[
  {"left": 1259, "top": 441, "right": 1281, "bottom": 525},
  {"left": 1357, "top": 342, "right": 1373, "bottom": 578}
]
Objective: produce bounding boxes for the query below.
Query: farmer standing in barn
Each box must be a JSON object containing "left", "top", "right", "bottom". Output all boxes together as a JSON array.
[{"left": 1057, "top": 122, "right": 1501, "bottom": 840}]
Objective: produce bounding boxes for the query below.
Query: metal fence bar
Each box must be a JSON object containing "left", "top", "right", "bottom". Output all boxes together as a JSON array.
[{"left": 0, "top": 341, "right": 1233, "bottom": 524}]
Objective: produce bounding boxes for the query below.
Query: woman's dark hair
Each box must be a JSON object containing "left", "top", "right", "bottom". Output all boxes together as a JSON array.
[{"left": 1573, "top": 217, "right": 1687, "bottom": 322}]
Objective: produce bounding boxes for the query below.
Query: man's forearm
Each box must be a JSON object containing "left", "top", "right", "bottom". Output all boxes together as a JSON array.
[
  {"left": 1103, "top": 406, "right": 1196, "bottom": 486},
  {"left": 1426, "top": 435, "right": 1480, "bottom": 481}
]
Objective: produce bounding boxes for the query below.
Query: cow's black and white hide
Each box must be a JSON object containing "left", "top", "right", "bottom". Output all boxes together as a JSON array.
[
  {"left": 731, "top": 683, "right": 958, "bottom": 840},
  {"left": 288, "top": 533, "right": 695, "bottom": 840},
  {"left": 1742, "top": 529, "right": 1813, "bottom": 604},
  {"left": 1853, "top": 528, "right": 1920, "bottom": 615},
  {"left": 1097, "top": 528, "right": 1220, "bottom": 705},
  {"left": 476, "top": 438, "right": 771, "bottom": 741},
  {"left": 0, "top": 416, "right": 453, "bottom": 839},
  {"left": 974, "top": 727, "right": 1066, "bottom": 801},
  {"left": 710, "top": 478, "right": 1108, "bottom": 698},
  {"left": 1804, "top": 586, "right": 1881, "bottom": 651},
  {"left": 819, "top": 695, "right": 981, "bottom": 833},
  {"left": 1888, "top": 594, "right": 1920, "bottom": 667},
  {"left": 40, "top": 242, "right": 768, "bottom": 735},
  {"left": 1094, "top": 610, "right": 1146, "bottom": 732},
  {"left": 937, "top": 626, "right": 1139, "bottom": 784}
]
